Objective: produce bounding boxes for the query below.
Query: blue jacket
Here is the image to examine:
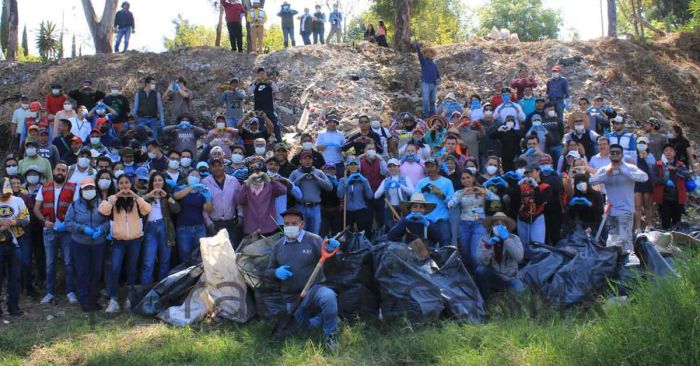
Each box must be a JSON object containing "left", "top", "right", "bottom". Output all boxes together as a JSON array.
[
  {"left": 64, "top": 198, "right": 110, "bottom": 245},
  {"left": 329, "top": 11, "right": 342, "bottom": 26},
  {"left": 337, "top": 175, "right": 373, "bottom": 211},
  {"left": 416, "top": 44, "right": 440, "bottom": 84},
  {"left": 546, "top": 77, "right": 569, "bottom": 100},
  {"left": 114, "top": 9, "right": 135, "bottom": 29}
]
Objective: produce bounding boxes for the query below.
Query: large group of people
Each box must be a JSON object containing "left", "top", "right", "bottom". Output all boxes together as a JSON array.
[{"left": 0, "top": 33, "right": 697, "bottom": 351}]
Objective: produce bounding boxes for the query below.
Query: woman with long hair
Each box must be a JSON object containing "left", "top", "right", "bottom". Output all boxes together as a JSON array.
[
  {"left": 365, "top": 23, "right": 376, "bottom": 43},
  {"left": 376, "top": 20, "right": 389, "bottom": 47},
  {"left": 141, "top": 172, "right": 180, "bottom": 284},
  {"left": 98, "top": 174, "right": 151, "bottom": 313},
  {"left": 448, "top": 170, "right": 487, "bottom": 273}
]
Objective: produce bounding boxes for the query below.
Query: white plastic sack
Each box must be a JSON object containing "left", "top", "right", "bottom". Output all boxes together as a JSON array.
[{"left": 157, "top": 284, "right": 208, "bottom": 326}]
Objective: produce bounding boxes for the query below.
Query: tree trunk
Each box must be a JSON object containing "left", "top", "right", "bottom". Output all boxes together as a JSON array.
[
  {"left": 607, "top": 0, "right": 617, "bottom": 38},
  {"left": 215, "top": 3, "right": 223, "bottom": 47},
  {"left": 393, "top": 0, "right": 413, "bottom": 51},
  {"left": 1, "top": 0, "right": 8, "bottom": 52},
  {"left": 6, "top": 0, "right": 16, "bottom": 60},
  {"left": 80, "top": 0, "right": 119, "bottom": 54}
]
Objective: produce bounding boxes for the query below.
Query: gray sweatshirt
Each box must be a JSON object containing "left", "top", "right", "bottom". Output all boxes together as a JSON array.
[
  {"left": 218, "top": 89, "right": 246, "bottom": 120},
  {"left": 589, "top": 161, "right": 648, "bottom": 217},
  {"left": 289, "top": 168, "right": 333, "bottom": 204},
  {"left": 477, "top": 234, "right": 523, "bottom": 279},
  {"left": 267, "top": 230, "right": 325, "bottom": 297}
]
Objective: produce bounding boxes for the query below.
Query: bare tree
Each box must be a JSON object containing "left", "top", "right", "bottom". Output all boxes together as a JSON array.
[
  {"left": 215, "top": 3, "right": 224, "bottom": 47},
  {"left": 393, "top": 0, "right": 413, "bottom": 51},
  {"left": 80, "top": 0, "right": 119, "bottom": 53},
  {"left": 6, "top": 0, "right": 16, "bottom": 60},
  {"left": 607, "top": 0, "right": 617, "bottom": 38}
]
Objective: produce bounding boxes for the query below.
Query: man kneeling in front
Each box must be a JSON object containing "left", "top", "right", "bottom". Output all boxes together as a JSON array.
[{"left": 267, "top": 208, "right": 341, "bottom": 350}]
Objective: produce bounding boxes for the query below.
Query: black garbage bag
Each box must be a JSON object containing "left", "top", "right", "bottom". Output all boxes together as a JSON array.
[
  {"left": 372, "top": 242, "right": 485, "bottom": 324},
  {"left": 634, "top": 235, "right": 676, "bottom": 277},
  {"left": 324, "top": 232, "right": 379, "bottom": 319},
  {"left": 519, "top": 229, "right": 620, "bottom": 306},
  {"left": 132, "top": 264, "right": 204, "bottom": 316},
  {"left": 236, "top": 232, "right": 286, "bottom": 319},
  {"left": 252, "top": 289, "right": 287, "bottom": 320}
]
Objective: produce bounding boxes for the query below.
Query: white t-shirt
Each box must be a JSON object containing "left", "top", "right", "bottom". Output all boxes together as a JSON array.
[
  {"left": 36, "top": 184, "right": 66, "bottom": 224},
  {"left": 589, "top": 153, "right": 611, "bottom": 194},
  {"left": 316, "top": 130, "right": 345, "bottom": 164},
  {"left": 166, "top": 171, "right": 180, "bottom": 183},
  {"left": 0, "top": 196, "right": 29, "bottom": 243},
  {"left": 148, "top": 198, "right": 163, "bottom": 222},
  {"left": 68, "top": 167, "right": 94, "bottom": 200},
  {"left": 71, "top": 117, "right": 92, "bottom": 142}
]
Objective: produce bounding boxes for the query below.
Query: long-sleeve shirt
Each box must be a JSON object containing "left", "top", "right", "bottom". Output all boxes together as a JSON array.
[
  {"left": 374, "top": 175, "right": 413, "bottom": 206},
  {"left": 414, "top": 176, "right": 454, "bottom": 222},
  {"left": 289, "top": 168, "right": 333, "bottom": 204},
  {"left": 415, "top": 44, "right": 440, "bottom": 84},
  {"left": 328, "top": 11, "right": 342, "bottom": 27},
  {"left": 546, "top": 77, "right": 569, "bottom": 100},
  {"left": 114, "top": 9, "right": 135, "bottom": 29},
  {"left": 267, "top": 230, "right": 325, "bottom": 297},
  {"left": 337, "top": 176, "right": 372, "bottom": 211},
  {"left": 221, "top": 1, "right": 246, "bottom": 23},
  {"left": 589, "top": 161, "right": 648, "bottom": 216},
  {"left": 218, "top": 89, "right": 246, "bottom": 121},
  {"left": 448, "top": 190, "right": 485, "bottom": 221},
  {"left": 494, "top": 102, "right": 526, "bottom": 123},
  {"left": 236, "top": 180, "right": 287, "bottom": 234},
  {"left": 477, "top": 234, "right": 523, "bottom": 279},
  {"left": 387, "top": 218, "right": 440, "bottom": 244},
  {"left": 316, "top": 130, "right": 345, "bottom": 165},
  {"left": 65, "top": 198, "right": 110, "bottom": 245},
  {"left": 202, "top": 174, "right": 241, "bottom": 225},
  {"left": 98, "top": 196, "right": 152, "bottom": 241},
  {"left": 161, "top": 125, "right": 206, "bottom": 155},
  {"left": 510, "top": 78, "right": 538, "bottom": 101},
  {"left": 132, "top": 90, "right": 165, "bottom": 125},
  {"left": 247, "top": 8, "right": 267, "bottom": 26},
  {"left": 400, "top": 162, "right": 425, "bottom": 187},
  {"left": 341, "top": 131, "right": 383, "bottom": 155}
]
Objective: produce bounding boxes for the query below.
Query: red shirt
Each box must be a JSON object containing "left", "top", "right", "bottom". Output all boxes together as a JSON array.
[
  {"left": 45, "top": 94, "right": 67, "bottom": 116},
  {"left": 490, "top": 95, "right": 503, "bottom": 109},
  {"left": 221, "top": 1, "right": 246, "bottom": 23},
  {"left": 510, "top": 78, "right": 538, "bottom": 101}
]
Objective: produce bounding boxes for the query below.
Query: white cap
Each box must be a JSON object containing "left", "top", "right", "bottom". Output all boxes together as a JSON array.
[
  {"left": 566, "top": 150, "right": 581, "bottom": 159},
  {"left": 387, "top": 158, "right": 401, "bottom": 166},
  {"left": 637, "top": 136, "right": 649, "bottom": 144}
]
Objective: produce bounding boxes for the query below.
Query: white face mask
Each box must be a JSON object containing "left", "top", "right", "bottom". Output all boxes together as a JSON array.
[
  {"left": 532, "top": 120, "right": 542, "bottom": 126},
  {"left": 366, "top": 149, "right": 377, "bottom": 159},
  {"left": 114, "top": 170, "right": 124, "bottom": 178},
  {"left": 284, "top": 225, "right": 300, "bottom": 239},
  {"left": 26, "top": 175, "right": 40, "bottom": 185},
  {"left": 63, "top": 104, "right": 73, "bottom": 111},
  {"left": 82, "top": 189, "right": 97, "bottom": 200},
  {"left": 90, "top": 137, "right": 101, "bottom": 145},
  {"left": 637, "top": 143, "right": 648, "bottom": 152},
  {"left": 255, "top": 147, "right": 266, "bottom": 155},
  {"left": 574, "top": 125, "right": 584, "bottom": 133},
  {"left": 95, "top": 108, "right": 106, "bottom": 115},
  {"left": 484, "top": 111, "right": 493, "bottom": 117},
  {"left": 181, "top": 157, "right": 192, "bottom": 167},
  {"left": 576, "top": 182, "right": 588, "bottom": 192},
  {"left": 21, "top": 103, "right": 29, "bottom": 109},
  {"left": 98, "top": 179, "right": 112, "bottom": 190},
  {"left": 547, "top": 110, "right": 557, "bottom": 118},
  {"left": 149, "top": 84, "right": 157, "bottom": 91},
  {"left": 26, "top": 112, "right": 37, "bottom": 118},
  {"left": 486, "top": 165, "right": 498, "bottom": 175},
  {"left": 5, "top": 166, "right": 18, "bottom": 176},
  {"left": 148, "top": 152, "right": 157, "bottom": 160},
  {"left": 78, "top": 157, "right": 91, "bottom": 169},
  {"left": 111, "top": 89, "right": 120, "bottom": 96},
  {"left": 667, "top": 132, "right": 674, "bottom": 139},
  {"left": 216, "top": 122, "right": 226, "bottom": 130},
  {"left": 168, "top": 160, "right": 181, "bottom": 170},
  {"left": 302, "top": 142, "right": 313, "bottom": 151},
  {"left": 231, "top": 154, "right": 244, "bottom": 164},
  {"left": 26, "top": 147, "right": 37, "bottom": 157},
  {"left": 467, "top": 167, "right": 477, "bottom": 175},
  {"left": 516, "top": 168, "right": 526, "bottom": 176},
  {"left": 552, "top": 72, "right": 560, "bottom": 78},
  {"left": 506, "top": 121, "right": 515, "bottom": 129},
  {"left": 371, "top": 120, "right": 381, "bottom": 129},
  {"left": 51, "top": 88, "right": 61, "bottom": 95}
]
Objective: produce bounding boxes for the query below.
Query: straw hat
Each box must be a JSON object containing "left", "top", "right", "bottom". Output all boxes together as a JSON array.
[
  {"left": 399, "top": 192, "right": 436, "bottom": 214},
  {"left": 483, "top": 212, "right": 516, "bottom": 232}
]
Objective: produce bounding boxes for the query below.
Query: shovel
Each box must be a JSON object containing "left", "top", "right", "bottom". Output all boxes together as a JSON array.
[
  {"left": 271, "top": 228, "right": 348, "bottom": 337},
  {"left": 595, "top": 203, "right": 613, "bottom": 243}
]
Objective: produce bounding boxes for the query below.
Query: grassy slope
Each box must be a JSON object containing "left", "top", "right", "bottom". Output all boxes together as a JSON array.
[{"left": 1, "top": 252, "right": 699, "bottom": 366}]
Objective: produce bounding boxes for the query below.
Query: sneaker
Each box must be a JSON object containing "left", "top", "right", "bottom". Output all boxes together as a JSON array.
[
  {"left": 105, "top": 298, "right": 120, "bottom": 313},
  {"left": 323, "top": 333, "right": 340, "bottom": 352},
  {"left": 67, "top": 292, "right": 79, "bottom": 305},
  {"left": 626, "top": 252, "right": 641, "bottom": 266},
  {"left": 40, "top": 294, "right": 55, "bottom": 304},
  {"left": 124, "top": 299, "right": 131, "bottom": 310}
]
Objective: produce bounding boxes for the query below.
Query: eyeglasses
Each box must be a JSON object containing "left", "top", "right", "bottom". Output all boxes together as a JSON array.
[{"left": 609, "top": 151, "right": 622, "bottom": 155}]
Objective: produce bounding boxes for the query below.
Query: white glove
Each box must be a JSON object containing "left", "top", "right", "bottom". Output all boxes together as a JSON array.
[{"left": 529, "top": 177, "right": 538, "bottom": 187}]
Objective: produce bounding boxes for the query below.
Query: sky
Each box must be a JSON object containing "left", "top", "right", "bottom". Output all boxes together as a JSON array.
[{"left": 16, "top": 0, "right": 608, "bottom": 55}]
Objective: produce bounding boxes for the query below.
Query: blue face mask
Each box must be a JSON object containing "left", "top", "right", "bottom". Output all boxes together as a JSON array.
[
  {"left": 502, "top": 95, "right": 511, "bottom": 103},
  {"left": 471, "top": 101, "right": 481, "bottom": 109},
  {"left": 187, "top": 176, "right": 200, "bottom": 186}
]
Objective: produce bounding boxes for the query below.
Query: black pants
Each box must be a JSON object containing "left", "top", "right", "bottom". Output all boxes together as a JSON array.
[
  {"left": 320, "top": 208, "right": 343, "bottom": 238},
  {"left": 227, "top": 22, "right": 244, "bottom": 52},
  {"left": 659, "top": 201, "right": 683, "bottom": 229},
  {"left": 544, "top": 210, "right": 562, "bottom": 245},
  {"left": 346, "top": 209, "right": 372, "bottom": 236}
]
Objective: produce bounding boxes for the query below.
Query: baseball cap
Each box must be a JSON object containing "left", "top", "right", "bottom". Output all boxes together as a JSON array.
[
  {"left": 135, "top": 167, "right": 150, "bottom": 181},
  {"left": 387, "top": 158, "right": 401, "bottom": 166},
  {"left": 80, "top": 177, "right": 96, "bottom": 189}
]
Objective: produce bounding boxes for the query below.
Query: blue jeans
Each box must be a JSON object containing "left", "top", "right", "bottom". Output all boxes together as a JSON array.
[
  {"left": 548, "top": 144, "right": 563, "bottom": 168},
  {"left": 282, "top": 27, "right": 295, "bottom": 47},
  {"left": 313, "top": 28, "right": 325, "bottom": 44},
  {"left": 137, "top": 117, "right": 161, "bottom": 141},
  {"left": 551, "top": 98, "right": 565, "bottom": 121},
  {"left": 517, "top": 215, "right": 546, "bottom": 259},
  {"left": 19, "top": 233, "right": 34, "bottom": 291},
  {"left": 296, "top": 204, "right": 321, "bottom": 235},
  {"left": 114, "top": 27, "right": 132, "bottom": 52},
  {"left": 475, "top": 266, "right": 525, "bottom": 300},
  {"left": 71, "top": 241, "right": 105, "bottom": 309},
  {"left": 108, "top": 239, "right": 141, "bottom": 299},
  {"left": 431, "top": 219, "right": 451, "bottom": 247},
  {"left": 0, "top": 244, "right": 21, "bottom": 313},
  {"left": 459, "top": 220, "right": 487, "bottom": 273},
  {"left": 287, "top": 285, "right": 338, "bottom": 336},
  {"left": 44, "top": 229, "right": 75, "bottom": 295},
  {"left": 141, "top": 220, "right": 171, "bottom": 285},
  {"left": 301, "top": 31, "right": 312, "bottom": 45},
  {"left": 176, "top": 224, "right": 206, "bottom": 265},
  {"left": 421, "top": 82, "right": 437, "bottom": 117}
]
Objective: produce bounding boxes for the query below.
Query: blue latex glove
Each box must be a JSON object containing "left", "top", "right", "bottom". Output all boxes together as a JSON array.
[
  {"left": 201, "top": 189, "right": 212, "bottom": 203},
  {"left": 524, "top": 148, "right": 536, "bottom": 157},
  {"left": 486, "top": 236, "right": 500, "bottom": 247},
  {"left": 97, "top": 102, "right": 109, "bottom": 110},
  {"left": 326, "top": 174, "right": 338, "bottom": 185},
  {"left": 178, "top": 121, "right": 192, "bottom": 129},
  {"left": 83, "top": 226, "right": 96, "bottom": 236},
  {"left": 495, "top": 224, "right": 509, "bottom": 240},
  {"left": 91, "top": 227, "right": 102, "bottom": 239},
  {"left": 325, "top": 239, "right": 340, "bottom": 252},
  {"left": 541, "top": 166, "right": 555, "bottom": 175},
  {"left": 503, "top": 171, "right": 522, "bottom": 181},
  {"left": 347, "top": 173, "right": 359, "bottom": 182},
  {"left": 106, "top": 232, "right": 113, "bottom": 241},
  {"left": 406, "top": 212, "right": 428, "bottom": 226},
  {"left": 579, "top": 197, "right": 592, "bottom": 207},
  {"left": 191, "top": 183, "right": 206, "bottom": 191},
  {"left": 666, "top": 179, "right": 676, "bottom": 188},
  {"left": 165, "top": 178, "right": 177, "bottom": 189},
  {"left": 564, "top": 98, "right": 571, "bottom": 111},
  {"left": 54, "top": 222, "right": 66, "bottom": 232},
  {"left": 401, "top": 153, "right": 416, "bottom": 163},
  {"left": 568, "top": 197, "right": 581, "bottom": 206},
  {"left": 275, "top": 265, "right": 294, "bottom": 281}
]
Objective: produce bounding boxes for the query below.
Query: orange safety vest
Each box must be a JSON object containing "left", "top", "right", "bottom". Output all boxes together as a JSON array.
[{"left": 40, "top": 182, "right": 76, "bottom": 222}]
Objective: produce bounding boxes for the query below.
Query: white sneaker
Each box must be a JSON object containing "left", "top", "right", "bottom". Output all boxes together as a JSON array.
[
  {"left": 124, "top": 299, "right": 131, "bottom": 310},
  {"left": 67, "top": 292, "right": 79, "bottom": 304},
  {"left": 40, "top": 294, "right": 55, "bottom": 304},
  {"left": 105, "top": 298, "right": 120, "bottom": 313}
]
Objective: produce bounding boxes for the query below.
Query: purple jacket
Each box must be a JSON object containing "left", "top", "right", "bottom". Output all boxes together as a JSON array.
[
  {"left": 202, "top": 173, "right": 241, "bottom": 225},
  {"left": 236, "top": 180, "right": 287, "bottom": 234}
]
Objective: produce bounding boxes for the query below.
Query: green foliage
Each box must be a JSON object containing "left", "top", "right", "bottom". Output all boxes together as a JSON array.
[
  {"left": 35, "top": 20, "right": 58, "bottom": 62},
  {"left": 647, "top": 0, "right": 693, "bottom": 31},
  {"left": 263, "top": 25, "right": 284, "bottom": 52},
  {"left": 16, "top": 45, "right": 40, "bottom": 63},
  {"left": 477, "top": 0, "right": 561, "bottom": 41},
  {"left": 163, "top": 14, "right": 232, "bottom": 51}
]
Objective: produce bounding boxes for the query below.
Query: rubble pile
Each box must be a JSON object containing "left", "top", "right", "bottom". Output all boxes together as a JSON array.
[{"left": 0, "top": 30, "right": 698, "bottom": 148}]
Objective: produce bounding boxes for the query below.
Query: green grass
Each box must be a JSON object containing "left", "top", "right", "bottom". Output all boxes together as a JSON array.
[{"left": 2, "top": 251, "right": 700, "bottom": 366}]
